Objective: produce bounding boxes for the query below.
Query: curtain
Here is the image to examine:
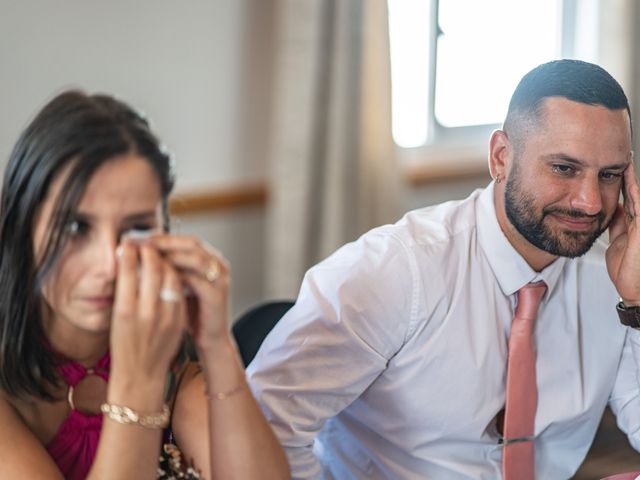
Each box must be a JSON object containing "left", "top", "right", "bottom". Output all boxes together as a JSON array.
[{"left": 263, "top": 0, "right": 400, "bottom": 299}]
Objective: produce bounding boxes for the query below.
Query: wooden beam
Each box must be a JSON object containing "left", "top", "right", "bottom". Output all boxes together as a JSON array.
[
  {"left": 405, "top": 162, "right": 490, "bottom": 187},
  {"left": 169, "top": 182, "right": 268, "bottom": 215},
  {"left": 168, "top": 164, "right": 490, "bottom": 216}
]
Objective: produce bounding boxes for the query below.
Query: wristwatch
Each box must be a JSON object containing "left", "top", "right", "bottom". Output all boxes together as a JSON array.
[{"left": 616, "top": 301, "right": 640, "bottom": 328}]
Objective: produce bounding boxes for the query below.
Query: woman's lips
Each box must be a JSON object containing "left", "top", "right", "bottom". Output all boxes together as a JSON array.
[{"left": 84, "top": 296, "right": 114, "bottom": 308}]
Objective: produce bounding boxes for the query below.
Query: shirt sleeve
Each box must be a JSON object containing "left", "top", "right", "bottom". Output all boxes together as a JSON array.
[
  {"left": 246, "top": 230, "right": 420, "bottom": 478},
  {"left": 609, "top": 328, "right": 640, "bottom": 450}
]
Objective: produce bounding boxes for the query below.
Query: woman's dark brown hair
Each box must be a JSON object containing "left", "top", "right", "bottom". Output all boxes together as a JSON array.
[{"left": 0, "top": 90, "right": 175, "bottom": 399}]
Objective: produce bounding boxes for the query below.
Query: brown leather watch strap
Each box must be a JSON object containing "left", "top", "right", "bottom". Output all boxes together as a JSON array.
[{"left": 616, "top": 301, "right": 640, "bottom": 328}]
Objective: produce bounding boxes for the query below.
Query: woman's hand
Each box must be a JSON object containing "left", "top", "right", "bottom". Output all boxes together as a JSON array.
[
  {"left": 146, "top": 234, "right": 231, "bottom": 354},
  {"left": 108, "top": 240, "right": 188, "bottom": 407}
]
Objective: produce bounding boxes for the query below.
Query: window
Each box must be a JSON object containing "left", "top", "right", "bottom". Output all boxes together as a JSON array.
[{"left": 388, "top": 0, "right": 591, "bottom": 152}]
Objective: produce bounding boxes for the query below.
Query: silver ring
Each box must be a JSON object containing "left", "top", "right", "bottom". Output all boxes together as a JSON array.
[
  {"left": 205, "top": 262, "right": 220, "bottom": 283},
  {"left": 159, "top": 288, "right": 181, "bottom": 303},
  {"left": 67, "top": 385, "right": 76, "bottom": 411}
]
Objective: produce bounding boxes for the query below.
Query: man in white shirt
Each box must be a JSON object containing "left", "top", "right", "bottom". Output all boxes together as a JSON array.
[{"left": 247, "top": 60, "right": 640, "bottom": 479}]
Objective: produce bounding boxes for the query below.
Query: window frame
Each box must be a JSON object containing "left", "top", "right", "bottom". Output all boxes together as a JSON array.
[{"left": 395, "top": 0, "right": 579, "bottom": 169}]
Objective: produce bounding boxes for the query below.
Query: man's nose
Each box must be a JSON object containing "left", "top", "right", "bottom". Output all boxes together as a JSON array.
[{"left": 570, "top": 178, "right": 603, "bottom": 216}]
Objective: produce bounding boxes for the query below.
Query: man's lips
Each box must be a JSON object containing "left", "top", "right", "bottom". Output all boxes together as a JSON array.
[{"left": 549, "top": 213, "right": 598, "bottom": 231}]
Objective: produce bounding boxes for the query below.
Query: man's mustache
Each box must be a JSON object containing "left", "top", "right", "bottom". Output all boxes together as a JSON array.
[{"left": 542, "top": 207, "right": 605, "bottom": 223}]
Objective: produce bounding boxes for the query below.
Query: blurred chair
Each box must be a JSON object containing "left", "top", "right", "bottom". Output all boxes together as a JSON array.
[{"left": 232, "top": 300, "right": 295, "bottom": 367}]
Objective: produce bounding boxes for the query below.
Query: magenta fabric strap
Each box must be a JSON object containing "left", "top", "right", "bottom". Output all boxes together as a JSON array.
[
  {"left": 46, "top": 351, "right": 110, "bottom": 480},
  {"left": 57, "top": 352, "right": 110, "bottom": 387}
]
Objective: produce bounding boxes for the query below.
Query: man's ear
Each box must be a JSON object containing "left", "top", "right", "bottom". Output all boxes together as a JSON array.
[{"left": 488, "top": 129, "right": 511, "bottom": 182}]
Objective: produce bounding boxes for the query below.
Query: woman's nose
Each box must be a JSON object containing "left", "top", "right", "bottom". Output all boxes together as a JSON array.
[{"left": 95, "top": 236, "right": 119, "bottom": 279}]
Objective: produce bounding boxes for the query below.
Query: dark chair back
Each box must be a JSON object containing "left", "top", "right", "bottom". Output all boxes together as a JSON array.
[{"left": 232, "top": 300, "right": 294, "bottom": 367}]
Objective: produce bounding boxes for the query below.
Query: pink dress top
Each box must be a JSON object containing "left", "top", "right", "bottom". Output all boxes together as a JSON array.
[{"left": 46, "top": 352, "right": 110, "bottom": 480}]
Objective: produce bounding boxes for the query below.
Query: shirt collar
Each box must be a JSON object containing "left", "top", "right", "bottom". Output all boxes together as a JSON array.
[{"left": 476, "top": 181, "right": 566, "bottom": 298}]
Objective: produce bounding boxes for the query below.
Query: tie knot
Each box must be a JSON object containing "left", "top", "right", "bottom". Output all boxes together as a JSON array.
[{"left": 516, "top": 282, "right": 547, "bottom": 320}]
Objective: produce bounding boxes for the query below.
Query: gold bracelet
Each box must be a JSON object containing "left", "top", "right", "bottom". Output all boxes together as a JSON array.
[
  {"left": 100, "top": 403, "right": 170, "bottom": 429},
  {"left": 206, "top": 382, "right": 247, "bottom": 400}
]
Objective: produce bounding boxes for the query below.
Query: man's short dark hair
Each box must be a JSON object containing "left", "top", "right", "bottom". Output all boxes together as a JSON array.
[{"left": 504, "top": 59, "right": 631, "bottom": 149}]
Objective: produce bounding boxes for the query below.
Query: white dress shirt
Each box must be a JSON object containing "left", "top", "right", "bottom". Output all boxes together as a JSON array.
[{"left": 247, "top": 183, "right": 640, "bottom": 479}]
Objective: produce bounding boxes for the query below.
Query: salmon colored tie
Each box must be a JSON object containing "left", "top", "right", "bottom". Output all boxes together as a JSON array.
[
  {"left": 503, "top": 282, "right": 546, "bottom": 480},
  {"left": 601, "top": 472, "right": 640, "bottom": 480}
]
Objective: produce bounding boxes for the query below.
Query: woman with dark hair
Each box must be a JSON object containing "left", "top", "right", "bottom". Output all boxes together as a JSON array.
[{"left": 0, "top": 90, "right": 290, "bottom": 479}]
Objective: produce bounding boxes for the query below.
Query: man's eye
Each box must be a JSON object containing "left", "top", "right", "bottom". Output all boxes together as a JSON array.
[
  {"left": 600, "top": 171, "right": 623, "bottom": 181},
  {"left": 552, "top": 164, "right": 574, "bottom": 175}
]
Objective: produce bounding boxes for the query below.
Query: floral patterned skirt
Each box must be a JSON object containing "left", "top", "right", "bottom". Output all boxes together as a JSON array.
[{"left": 158, "top": 432, "right": 202, "bottom": 479}]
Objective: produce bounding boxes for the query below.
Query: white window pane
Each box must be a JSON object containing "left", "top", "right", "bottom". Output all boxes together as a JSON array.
[
  {"left": 435, "top": 0, "right": 561, "bottom": 128},
  {"left": 388, "top": 0, "right": 432, "bottom": 148}
]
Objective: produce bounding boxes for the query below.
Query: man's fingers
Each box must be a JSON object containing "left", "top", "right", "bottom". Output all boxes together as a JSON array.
[
  {"left": 609, "top": 204, "right": 628, "bottom": 244},
  {"left": 623, "top": 160, "right": 639, "bottom": 219}
]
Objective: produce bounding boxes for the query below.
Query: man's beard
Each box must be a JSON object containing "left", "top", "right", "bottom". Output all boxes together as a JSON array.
[{"left": 504, "top": 167, "right": 609, "bottom": 258}]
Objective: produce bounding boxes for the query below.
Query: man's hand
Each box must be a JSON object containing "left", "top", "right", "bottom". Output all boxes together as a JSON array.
[{"left": 606, "top": 156, "right": 640, "bottom": 305}]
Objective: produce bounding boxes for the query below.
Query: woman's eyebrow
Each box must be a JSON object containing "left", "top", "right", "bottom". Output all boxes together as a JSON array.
[
  {"left": 70, "top": 210, "right": 158, "bottom": 220},
  {"left": 51, "top": 210, "right": 158, "bottom": 228},
  {"left": 121, "top": 211, "right": 159, "bottom": 222}
]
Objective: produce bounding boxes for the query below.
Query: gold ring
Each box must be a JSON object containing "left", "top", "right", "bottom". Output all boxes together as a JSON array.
[
  {"left": 205, "top": 261, "right": 220, "bottom": 283},
  {"left": 159, "top": 288, "right": 181, "bottom": 303}
]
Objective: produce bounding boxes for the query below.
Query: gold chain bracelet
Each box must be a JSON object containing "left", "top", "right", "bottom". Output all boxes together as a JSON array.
[
  {"left": 206, "top": 382, "right": 247, "bottom": 400},
  {"left": 100, "top": 403, "right": 170, "bottom": 429}
]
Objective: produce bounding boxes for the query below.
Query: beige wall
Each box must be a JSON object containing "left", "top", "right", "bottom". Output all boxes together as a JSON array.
[{"left": 0, "top": 0, "right": 273, "bottom": 316}]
